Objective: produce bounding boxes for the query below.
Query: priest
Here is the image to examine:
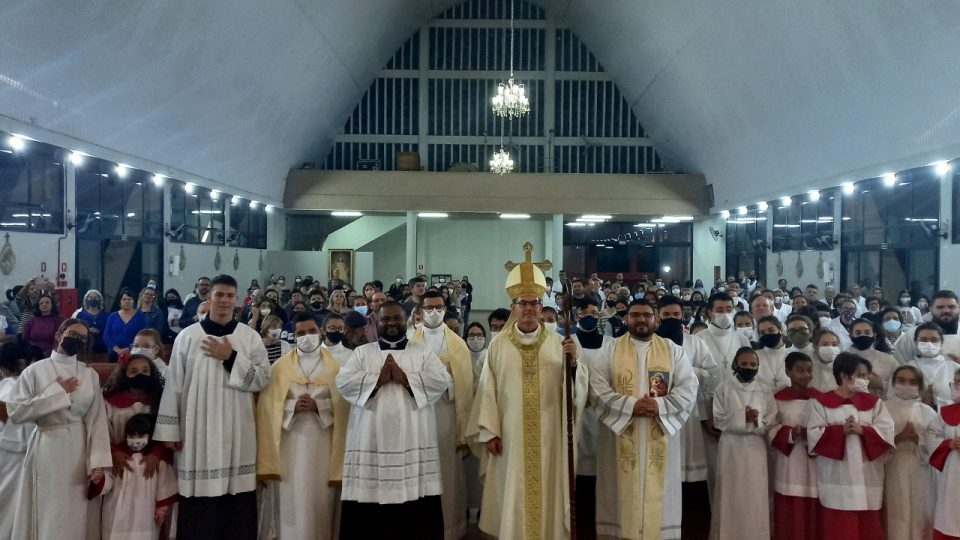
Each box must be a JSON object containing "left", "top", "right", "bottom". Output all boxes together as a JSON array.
[
  {"left": 591, "top": 299, "right": 698, "bottom": 540},
  {"left": 467, "top": 248, "right": 588, "bottom": 539},
  {"left": 409, "top": 291, "right": 474, "bottom": 540},
  {"left": 153, "top": 274, "right": 271, "bottom": 540},
  {"left": 335, "top": 300, "right": 452, "bottom": 539},
  {"left": 256, "top": 312, "right": 349, "bottom": 540}
]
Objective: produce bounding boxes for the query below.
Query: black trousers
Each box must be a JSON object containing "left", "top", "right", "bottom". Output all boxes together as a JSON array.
[
  {"left": 575, "top": 475, "right": 597, "bottom": 540},
  {"left": 177, "top": 491, "right": 257, "bottom": 540},
  {"left": 340, "top": 495, "right": 444, "bottom": 540},
  {"left": 681, "top": 480, "right": 711, "bottom": 540}
]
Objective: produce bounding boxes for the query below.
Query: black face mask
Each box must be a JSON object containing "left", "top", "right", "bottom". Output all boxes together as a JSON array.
[
  {"left": 310, "top": 302, "right": 323, "bottom": 310},
  {"left": 851, "top": 335, "right": 874, "bottom": 351},
  {"left": 656, "top": 318, "right": 684, "bottom": 346},
  {"left": 606, "top": 300, "right": 617, "bottom": 308},
  {"left": 758, "top": 333, "right": 782, "bottom": 349},
  {"left": 60, "top": 337, "right": 87, "bottom": 356},
  {"left": 325, "top": 331, "right": 344, "bottom": 345},
  {"left": 733, "top": 365, "right": 759, "bottom": 384},
  {"left": 616, "top": 310, "right": 628, "bottom": 318},
  {"left": 127, "top": 374, "right": 151, "bottom": 390}
]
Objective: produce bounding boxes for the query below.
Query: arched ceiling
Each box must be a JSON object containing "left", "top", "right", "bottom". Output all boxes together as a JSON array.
[{"left": 2, "top": 0, "right": 959, "bottom": 209}]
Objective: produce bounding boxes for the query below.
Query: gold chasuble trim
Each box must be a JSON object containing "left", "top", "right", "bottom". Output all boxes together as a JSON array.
[
  {"left": 613, "top": 334, "right": 672, "bottom": 540},
  {"left": 507, "top": 325, "right": 550, "bottom": 540}
]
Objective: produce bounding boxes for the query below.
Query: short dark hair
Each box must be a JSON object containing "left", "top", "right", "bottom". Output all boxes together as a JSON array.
[
  {"left": 733, "top": 346, "right": 759, "bottom": 370},
  {"left": 914, "top": 321, "right": 944, "bottom": 341},
  {"left": 541, "top": 306, "right": 558, "bottom": 316},
  {"left": 806, "top": 284, "right": 818, "bottom": 290},
  {"left": 832, "top": 352, "right": 864, "bottom": 385},
  {"left": 291, "top": 312, "right": 318, "bottom": 327},
  {"left": 420, "top": 290, "right": 443, "bottom": 302},
  {"left": 125, "top": 413, "right": 155, "bottom": 437},
  {"left": 408, "top": 276, "right": 427, "bottom": 286},
  {"left": 577, "top": 297, "right": 600, "bottom": 311},
  {"left": 443, "top": 310, "right": 460, "bottom": 322},
  {"left": 786, "top": 314, "right": 814, "bottom": 330},
  {"left": 707, "top": 292, "right": 734, "bottom": 310},
  {"left": 488, "top": 308, "right": 511, "bottom": 324},
  {"left": 211, "top": 274, "right": 238, "bottom": 289},
  {"left": 627, "top": 299, "right": 657, "bottom": 312},
  {"left": 0, "top": 341, "right": 42, "bottom": 374},
  {"left": 756, "top": 315, "right": 782, "bottom": 329},
  {"left": 322, "top": 313, "right": 345, "bottom": 326},
  {"left": 892, "top": 365, "right": 926, "bottom": 392},
  {"left": 466, "top": 322, "right": 486, "bottom": 336},
  {"left": 784, "top": 351, "right": 812, "bottom": 370},
  {"left": 657, "top": 295, "right": 683, "bottom": 311},
  {"left": 934, "top": 290, "right": 960, "bottom": 303},
  {"left": 33, "top": 293, "right": 58, "bottom": 316},
  {"left": 689, "top": 321, "right": 708, "bottom": 332}
]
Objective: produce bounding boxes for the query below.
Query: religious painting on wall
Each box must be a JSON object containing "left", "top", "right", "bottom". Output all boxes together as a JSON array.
[{"left": 329, "top": 249, "right": 354, "bottom": 284}]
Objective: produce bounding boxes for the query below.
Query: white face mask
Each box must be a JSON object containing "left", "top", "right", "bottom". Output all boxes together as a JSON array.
[
  {"left": 127, "top": 435, "right": 149, "bottom": 452},
  {"left": 817, "top": 346, "right": 840, "bottom": 364},
  {"left": 260, "top": 308, "right": 271, "bottom": 317},
  {"left": 852, "top": 377, "right": 870, "bottom": 393},
  {"left": 892, "top": 383, "right": 920, "bottom": 400},
  {"left": 267, "top": 328, "right": 281, "bottom": 339},
  {"left": 422, "top": 309, "right": 444, "bottom": 328},
  {"left": 544, "top": 322, "right": 558, "bottom": 333},
  {"left": 917, "top": 341, "right": 942, "bottom": 358},
  {"left": 736, "top": 327, "right": 757, "bottom": 341},
  {"left": 712, "top": 312, "right": 733, "bottom": 329},
  {"left": 297, "top": 334, "right": 320, "bottom": 353},
  {"left": 466, "top": 336, "right": 485, "bottom": 352},
  {"left": 490, "top": 330, "right": 500, "bottom": 339},
  {"left": 819, "top": 316, "right": 832, "bottom": 328},
  {"left": 671, "top": 288, "right": 681, "bottom": 295},
  {"left": 130, "top": 346, "right": 157, "bottom": 360}
]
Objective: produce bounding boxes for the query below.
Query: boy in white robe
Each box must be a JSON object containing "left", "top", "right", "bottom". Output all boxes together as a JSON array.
[
  {"left": 927, "top": 368, "right": 960, "bottom": 539},
  {"left": 0, "top": 342, "right": 40, "bottom": 538}
]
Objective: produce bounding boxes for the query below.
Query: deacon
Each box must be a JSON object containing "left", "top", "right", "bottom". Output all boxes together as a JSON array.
[
  {"left": 256, "top": 313, "right": 349, "bottom": 540},
  {"left": 410, "top": 291, "right": 474, "bottom": 540},
  {"left": 591, "top": 299, "right": 698, "bottom": 540},
  {"left": 467, "top": 246, "right": 588, "bottom": 539},
  {"left": 335, "top": 301, "right": 452, "bottom": 539},
  {"left": 154, "top": 274, "right": 271, "bottom": 540}
]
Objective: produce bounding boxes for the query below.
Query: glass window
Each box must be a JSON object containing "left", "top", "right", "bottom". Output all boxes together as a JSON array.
[
  {"left": 772, "top": 189, "right": 836, "bottom": 251},
  {"left": 169, "top": 181, "right": 224, "bottom": 245},
  {"left": 562, "top": 221, "right": 691, "bottom": 280},
  {"left": 229, "top": 200, "right": 267, "bottom": 249},
  {"left": 0, "top": 138, "right": 65, "bottom": 233},
  {"left": 74, "top": 159, "right": 163, "bottom": 239},
  {"left": 725, "top": 208, "right": 767, "bottom": 280}
]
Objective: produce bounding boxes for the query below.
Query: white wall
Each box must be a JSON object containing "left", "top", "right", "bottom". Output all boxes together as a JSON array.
[
  {"left": 362, "top": 226, "right": 406, "bottom": 284},
  {"left": 0, "top": 231, "right": 74, "bottom": 294},
  {"left": 162, "top": 243, "right": 267, "bottom": 297},
  {"left": 765, "top": 249, "right": 840, "bottom": 293},
  {"left": 692, "top": 215, "right": 725, "bottom": 285}
]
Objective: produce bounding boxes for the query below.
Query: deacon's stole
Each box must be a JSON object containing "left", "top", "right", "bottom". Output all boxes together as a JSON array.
[
  {"left": 506, "top": 326, "right": 551, "bottom": 540},
  {"left": 614, "top": 333, "right": 672, "bottom": 540}
]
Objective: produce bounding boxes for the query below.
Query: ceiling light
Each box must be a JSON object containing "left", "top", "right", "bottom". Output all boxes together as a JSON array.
[
  {"left": 418, "top": 212, "right": 448, "bottom": 218},
  {"left": 882, "top": 172, "right": 897, "bottom": 186},
  {"left": 208, "top": 189, "right": 219, "bottom": 200},
  {"left": 115, "top": 163, "right": 130, "bottom": 178},
  {"left": 581, "top": 214, "right": 612, "bottom": 220},
  {"left": 841, "top": 182, "right": 855, "bottom": 195},
  {"left": 69, "top": 151, "right": 85, "bottom": 166},
  {"left": 249, "top": 200, "right": 259, "bottom": 209},
  {"left": 758, "top": 201, "right": 768, "bottom": 211},
  {"left": 332, "top": 211, "right": 363, "bottom": 217},
  {"left": 634, "top": 222, "right": 656, "bottom": 227},
  {"left": 499, "top": 213, "right": 530, "bottom": 219},
  {"left": 565, "top": 222, "right": 587, "bottom": 227},
  {"left": 231, "top": 196, "right": 241, "bottom": 205},
  {"left": 126, "top": 212, "right": 136, "bottom": 218},
  {"left": 596, "top": 244, "right": 606, "bottom": 247},
  {"left": 151, "top": 174, "right": 165, "bottom": 187},
  {"left": 6, "top": 134, "right": 26, "bottom": 152},
  {"left": 780, "top": 196, "right": 792, "bottom": 206},
  {"left": 265, "top": 205, "right": 273, "bottom": 212},
  {"left": 184, "top": 182, "right": 195, "bottom": 194},
  {"left": 808, "top": 190, "right": 820, "bottom": 201},
  {"left": 934, "top": 160, "right": 952, "bottom": 176},
  {"left": 576, "top": 217, "right": 608, "bottom": 222},
  {"left": 737, "top": 206, "right": 748, "bottom": 216}
]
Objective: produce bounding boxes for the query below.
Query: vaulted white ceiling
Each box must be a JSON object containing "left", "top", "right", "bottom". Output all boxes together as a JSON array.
[{"left": 2, "top": 0, "right": 959, "bottom": 209}]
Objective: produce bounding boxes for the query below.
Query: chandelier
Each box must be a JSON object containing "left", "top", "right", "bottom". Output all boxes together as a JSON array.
[
  {"left": 489, "top": 148, "right": 514, "bottom": 175},
  {"left": 491, "top": 0, "right": 529, "bottom": 118}
]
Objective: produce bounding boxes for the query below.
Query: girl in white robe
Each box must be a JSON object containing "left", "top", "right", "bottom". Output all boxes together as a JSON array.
[
  {"left": 8, "top": 320, "right": 112, "bottom": 540},
  {"left": 101, "top": 414, "right": 178, "bottom": 540},
  {"left": 0, "top": 342, "right": 41, "bottom": 538},
  {"left": 882, "top": 365, "right": 935, "bottom": 540},
  {"left": 806, "top": 352, "right": 894, "bottom": 539},
  {"left": 846, "top": 319, "right": 898, "bottom": 398},
  {"left": 755, "top": 315, "right": 789, "bottom": 392},
  {"left": 907, "top": 322, "right": 958, "bottom": 409},
  {"left": 926, "top": 367, "right": 960, "bottom": 540},
  {"left": 710, "top": 346, "right": 771, "bottom": 539},
  {"left": 811, "top": 329, "right": 841, "bottom": 392}
]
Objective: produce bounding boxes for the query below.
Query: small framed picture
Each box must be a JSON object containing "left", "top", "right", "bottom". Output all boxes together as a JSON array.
[{"left": 328, "top": 249, "right": 354, "bottom": 285}]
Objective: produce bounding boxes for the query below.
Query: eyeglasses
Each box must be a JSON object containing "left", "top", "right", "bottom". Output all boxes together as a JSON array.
[
  {"left": 63, "top": 331, "right": 88, "bottom": 341},
  {"left": 421, "top": 306, "right": 444, "bottom": 314},
  {"left": 513, "top": 300, "right": 541, "bottom": 309}
]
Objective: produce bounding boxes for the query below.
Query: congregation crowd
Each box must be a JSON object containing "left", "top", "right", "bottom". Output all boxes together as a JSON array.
[{"left": 0, "top": 264, "right": 959, "bottom": 540}]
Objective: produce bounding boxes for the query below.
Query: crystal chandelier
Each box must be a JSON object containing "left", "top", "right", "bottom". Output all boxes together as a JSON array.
[
  {"left": 489, "top": 148, "right": 514, "bottom": 175},
  {"left": 491, "top": 0, "right": 529, "bottom": 118}
]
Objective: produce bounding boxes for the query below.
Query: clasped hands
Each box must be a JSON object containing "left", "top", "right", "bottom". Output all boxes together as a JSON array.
[
  {"left": 632, "top": 395, "right": 658, "bottom": 417},
  {"left": 843, "top": 415, "right": 864, "bottom": 435},
  {"left": 376, "top": 354, "right": 409, "bottom": 388},
  {"left": 294, "top": 393, "right": 319, "bottom": 413}
]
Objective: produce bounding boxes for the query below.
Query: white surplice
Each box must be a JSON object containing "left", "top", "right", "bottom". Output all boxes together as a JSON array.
[
  {"left": 883, "top": 396, "right": 935, "bottom": 540},
  {"left": 8, "top": 352, "right": 112, "bottom": 540},
  {"left": 335, "top": 340, "right": 451, "bottom": 504},
  {"left": 709, "top": 377, "right": 771, "bottom": 540},
  {"left": 907, "top": 355, "right": 959, "bottom": 408},
  {"left": 679, "top": 333, "right": 716, "bottom": 483},
  {"left": 764, "top": 390, "right": 818, "bottom": 498},
  {"left": 101, "top": 452, "right": 178, "bottom": 540},
  {"left": 591, "top": 337, "right": 698, "bottom": 540},
  {"left": 850, "top": 346, "right": 899, "bottom": 396},
  {"left": 575, "top": 333, "right": 613, "bottom": 477},
  {"left": 153, "top": 321, "right": 271, "bottom": 497},
  {"left": 755, "top": 346, "right": 788, "bottom": 392},
  {"left": 0, "top": 377, "right": 33, "bottom": 538},
  {"left": 809, "top": 352, "right": 840, "bottom": 393},
  {"left": 927, "top": 403, "right": 960, "bottom": 537},
  {"left": 322, "top": 341, "right": 352, "bottom": 368},
  {"left": 105, "top": 400, "right": 151, "bottom": 443}
]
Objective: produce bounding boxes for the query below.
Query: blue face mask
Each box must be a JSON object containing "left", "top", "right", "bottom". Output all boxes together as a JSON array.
[
  {"left": 578, "top": 315, "right": 599, "bottom": 331},
  {"left": 354, "top": 305, "right": 368, "bottom": 316}
]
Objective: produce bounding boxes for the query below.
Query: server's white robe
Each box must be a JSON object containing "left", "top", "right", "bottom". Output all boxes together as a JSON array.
[
  {"left": 101, "top": 452, "right": 178, "bottom": 540},
  {"left": 0, "top": 377, "right": 33, "bottom": 538},
  {"left": 907, "top": 355, "right": 959, "bottom": 408},
  {"left": 927, "top": 402, "right": 960, "bottom": 537},
  {"left": 679, "top": 333, "right": 716, "bottom": 482},
  {"left": 755, "top": 345, "right": 789, "bottom": 392},
  {"left": 893, "top": 329, "right": 960, "bottom": 365},
  {"left": 883, "top": 396, "right": 935, "bottom": 540}
]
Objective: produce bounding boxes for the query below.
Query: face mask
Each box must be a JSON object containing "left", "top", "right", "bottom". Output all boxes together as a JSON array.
[
  {"left": 147, "top": 283, "right": 157, "bottom": 290},
  {"left": 88, "top": 298, "right": 102, "bottom": 308},
  {"left": 839, "top": 309, "right": 856, "bottom": 322},
  {"left": 883, "top": 319, "right": 902, "bottom": 333},
  {"left": 127, "top": 373, "right": 151, "bottom": 390},
  {"left": 126, "top": 436, "right": 149, "bottom": 452},
  {"left": 354, "top": 305, "right": 368, "bottom": 316},
  {"left": 758, "top": 333, "right": 782, "bottom": 349},
  {"left": 852, "top": 377, "right": 870, "bottom": 393},
  {"left": 422, "top": 310, "right": 443, "bottom": 328},
  {"left": 717, "top": 287, "right": 726, "bottom": 293},
  {"left": 671, "top": 288, "right": 680, "bottom": 295},
  {"left": 892, "top": 384, "right": 919, "bottom": 400},
  {"left": 544, "top": 322, "right": 558, "bottom": 333},
  {"left": 655, "top": 281, "right": 663, "bottom": 287},
  {"left": 60, "top": 336, "right": 86, "bottom": 356},
  {"left": 917, "top": 341, "right": 942, "bottom": 358},
  {"left": 297, "top": 334, "right": 320, "bottom": 353},
  {"left": 819, "top": 316, "right": 832, "bottom": 328},
  {"left": 733, "top": 365, "right": 759, "bottom": 384},
  {"left": 260, "top": 308, "right": 271, "bottom": 317},
  {"left": 130, "top": 346, "right": 157, "bottom": 360},
  {"left": 578, "top": 315, "right": 599, "bottom": 331},
  {"left": 656, "top": 318, "right": 685, "bottom": 346},
  {"left": 267, "top": 328, "right": 281, "bottom": 339},
  {"left": 787, "top": 329, "right": 810, "bottom": 348},
  {"left": 712, "top": 312, "right": 733, "bottom": 329},
  {"left": 325, "top": 331, "right": 344, "bottom": 345},
  {"left": 817, "top": 346, "right": 840, "bottom": 364},
  {"left": 310, "top": 302, "right": 323, "bottom": 310},
  {"left": 490, "top": 330, "right": 500, "bottom": 339},
  {"left": 467, "top": 336, "right": 485, "bottom": 352},
  {"left": 278, "top": 280, "right": 285, "bottom": 286},
  {"left": 616, "top": 310, "right": 628, "bottom": 318},
  {"left": 918, "top": 302, "right": 929, "bottom": 310},
  {"left": 605, "top": 300, "right": 617, "bottom": 308},
  {"left": 899, "top": 297, "right": 910, "bottom": 306},
  {"left": 851, "top": 335, "right": 874, "bottom": 351},
  {"left": 681, "top": 295, "right": 691, "bottom": 301},
  {"left": 736, "top": 327, "right": 757, "bottom": 341}
]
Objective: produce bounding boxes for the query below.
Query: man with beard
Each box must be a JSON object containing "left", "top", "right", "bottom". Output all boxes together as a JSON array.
[
  {"left": 408, "top": 292, "right": 473, "bottom": 540},
  {"left": 180, "top": 276, "right": 212, "bottom": 328},
  {"left": 894, "top": 290, "right": 960, "bottom": 364},
  {"left": 342, "top": 311, "right": 370, "bottom": 350},
  {"left": 590, "top": 300, "right": 698, "bottom": 540},
  {"left": 335, "top": 301, "right": 452, "bottom": 539},
  {"left": 656, "top": 295, "right": 717, "bottom": 540}
]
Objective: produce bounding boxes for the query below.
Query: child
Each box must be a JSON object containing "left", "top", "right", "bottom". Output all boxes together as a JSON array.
[
  {"left": 883, "top": 365, "right": 935, "bottom": 540},
  {"left": 710, "top": 346, "right": 771, "bottom": 539},
  {"left": 766, "top": 351, "right": 821, "bottom": 540},
  {"left": 806, "top": 353, "right": 894, "bottom": 539},
  {"left": 102, "top": 352, "right": 165, "bottom": 447},
  {"left": 0, "top": 342, "right": 41, "bottom": 537},
  {"left": 927, "top": 368, "right": 960, "bottom": 539},
  {"left": 734, "top": 311, "right": 757, "bottom": 345},
  {"left": 810, "top": 329, "right": 841, "bottom": 392},
  {"left": 130, "top": 328, "right": 168, "bottom": 376},
  {"left": 100, "top": 414, "right": 178, "bottom": 540},
  {"left": 756, "top": 315, "right": 789, "bottom": 391},
  {"left": 907, "top": 322, "right": 958, "bottom": 409}
]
